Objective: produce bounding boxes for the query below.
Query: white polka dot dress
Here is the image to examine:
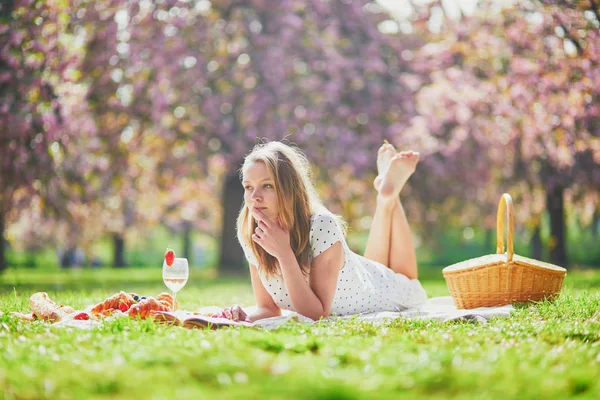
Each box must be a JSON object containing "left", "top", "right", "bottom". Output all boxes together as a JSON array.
[{"left": 241, "top": 214, "right": 428, "bottom": 316}]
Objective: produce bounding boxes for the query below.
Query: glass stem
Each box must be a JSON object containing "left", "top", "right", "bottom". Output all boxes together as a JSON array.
[{"left": 172, "top": 291, "right": 176, "bottom": 312}]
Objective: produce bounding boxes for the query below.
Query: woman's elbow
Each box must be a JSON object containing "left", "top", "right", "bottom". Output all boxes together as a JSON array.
[{"left": 303, "top": 309, "right": 330, "bottom": 322}]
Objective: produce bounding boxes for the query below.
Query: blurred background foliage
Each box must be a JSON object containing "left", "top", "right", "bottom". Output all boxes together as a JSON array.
[{"left": 0, "top": 0, "right": 599, "bottom": 274}]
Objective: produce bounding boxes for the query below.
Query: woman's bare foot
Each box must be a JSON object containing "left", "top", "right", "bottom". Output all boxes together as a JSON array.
[
  {"left": 373, "top": 143, "right": 396, "bottom": 191},
  {"left": 379, "top": 151, "right": 420, "bottom": 199}
]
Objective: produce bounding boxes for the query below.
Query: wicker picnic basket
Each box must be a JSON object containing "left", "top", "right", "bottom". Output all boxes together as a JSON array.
[{"left": 442, "top": 193, "right": 567, "bottom": 309}]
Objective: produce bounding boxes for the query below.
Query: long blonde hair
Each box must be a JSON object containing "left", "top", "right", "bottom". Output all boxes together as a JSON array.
[{"left": 236, "top": 141, "right": 346, "bottom": 277}]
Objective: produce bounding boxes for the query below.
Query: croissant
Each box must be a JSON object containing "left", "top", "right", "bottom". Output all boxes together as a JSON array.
[
  {"left": 91, "top": 291, "right": 135, "bottom": 316},
  {"left": 29, "top": 292, "right": 76, "bottom": 322},
  {"left": 128, "top": 297, "right": 171, "bottom": 319},
  {"left": 155, "top": 292, "right": 177, "bottom": 311}
]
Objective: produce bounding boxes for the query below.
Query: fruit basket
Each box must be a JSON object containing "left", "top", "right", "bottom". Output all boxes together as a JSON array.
[{"left": 442, "top": 193, "right": 567, "bottom": 309}]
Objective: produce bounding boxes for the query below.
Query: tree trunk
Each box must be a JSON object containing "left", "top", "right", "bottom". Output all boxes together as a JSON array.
[
  {"left": 0, "top": 210, "right": 5, "bottom": 272},
  {"left": 113, "top": 233, "right": 126, "bottom": 268},
  {"left": 218, "top": 172, "right": 246, "bottom": 274},
  {"left": 593, "top": 209, "right": 599, "bottom": 239},
  {"left": 182, "top": 221, "right": 192, "bottom": 265},
  {"left": 60, "top": 247, "right": 76, "bottom": 269},
  {"left": 531, "top": 224, "right": 542, "bottom": 260},
  {"left": 546, "top": 185, "right": 567, "bottom": 266}
]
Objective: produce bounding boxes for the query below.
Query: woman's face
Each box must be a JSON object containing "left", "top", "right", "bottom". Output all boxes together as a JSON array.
[{"left": 242, "top": 161, "right": 280, "bottom": 221}]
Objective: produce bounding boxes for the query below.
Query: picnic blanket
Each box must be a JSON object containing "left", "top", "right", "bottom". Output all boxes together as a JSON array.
[
  {"left": 336, "top": 296, "right": 514, "bottom": 325},
  {"left": 239, "top": 296, "right": 513, "bottom": 329},
  {"left": 41, "top": 296, "right": 512, "bottom": 330}
]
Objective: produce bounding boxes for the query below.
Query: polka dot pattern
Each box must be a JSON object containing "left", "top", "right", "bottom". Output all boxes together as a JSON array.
[
  {"left": 240, "top": 213, "right": 428, "bottom": 316},
  {"left": 241, "top": 240, "right": 259, "bottom": 267}
]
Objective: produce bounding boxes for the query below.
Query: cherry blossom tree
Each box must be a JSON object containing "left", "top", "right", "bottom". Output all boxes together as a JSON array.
[
  {"left": 144, "top": 0, "right": 421, "bottom": 272},
  {"left": 405, "top": 0, "right": 600, "bottom": 265},
  {"left": 0, "top": 0, "right": 94, "bottom": 270},
  {"left": 6, "top": 0, "right": 597, "bottom": 272}
]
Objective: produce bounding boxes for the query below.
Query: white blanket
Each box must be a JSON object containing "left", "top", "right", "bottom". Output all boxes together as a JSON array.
[
  {"left": 196, "top": 296, "right": 513, "bottom": 329},
  {"left": 335, "top": 296, "right": 514, "bottom": 325},
  {"left": 45, "top": 296, "right": 513, "bottom": 330}
]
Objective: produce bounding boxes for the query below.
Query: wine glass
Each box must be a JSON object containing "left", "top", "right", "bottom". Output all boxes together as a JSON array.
[{"left": 162, "top": 257, "right": 189, "bottom": 311}]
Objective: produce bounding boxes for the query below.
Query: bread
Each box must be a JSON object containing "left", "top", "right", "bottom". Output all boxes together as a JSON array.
[
  {"left": 91, "top": 291, "right": 135, "bottom": 316},
  {"left": 29, "top": 292, "right": 75, "bottom": 322},
  {"left": 24, "top": 291, "right": 177, "bottom": 322},
  {"left": 155, "top": 292, "right": 177, "bottom": 311},
  {"left": 128, "top": 297, "right": 171, "bottom": 319}
]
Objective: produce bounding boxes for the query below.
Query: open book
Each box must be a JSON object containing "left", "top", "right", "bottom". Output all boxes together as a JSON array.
[
  {"left": 153, "top": 310, "right": 254, "bottom": 329},
  {"left": 153, "top": 309, "right": 316, "bottom": 329}
]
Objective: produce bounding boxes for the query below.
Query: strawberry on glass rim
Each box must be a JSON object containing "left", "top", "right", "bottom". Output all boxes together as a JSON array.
[
  {"left": 164, "top": 248, "right": 175, "bottom": 266},
  {"left": 162, "top": 251, "right": 189, "bottom": 312}
]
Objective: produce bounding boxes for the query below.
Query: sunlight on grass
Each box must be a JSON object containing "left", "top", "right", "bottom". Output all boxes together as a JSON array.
[{"left": 1, "top": 268, "right": 599, "bottom": 399}]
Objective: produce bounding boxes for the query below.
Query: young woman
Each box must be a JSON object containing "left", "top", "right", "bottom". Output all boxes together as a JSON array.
[{"left": 220, "top": 141, "right": 428, "bottom": 322}]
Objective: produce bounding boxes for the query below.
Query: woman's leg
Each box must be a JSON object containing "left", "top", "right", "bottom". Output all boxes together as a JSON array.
[
  {"left": 364, "top": 147, "right": 419, "bottom": 279},
  {"left": 363, "top": 144, "right": 395, "bottom": 265},
  {"left": 363, "top": 194, "right": 395, "bottom": 266},
  {"left": 389, "top": 197, "right": 418, "bottom": 279}
]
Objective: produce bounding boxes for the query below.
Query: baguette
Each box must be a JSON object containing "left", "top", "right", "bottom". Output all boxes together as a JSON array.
[{"left": 29, "top": 292, "right": 75, "bottom": 322}]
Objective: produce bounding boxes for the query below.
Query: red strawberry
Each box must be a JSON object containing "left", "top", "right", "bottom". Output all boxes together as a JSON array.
[
  {"left": 73, "top": 312, "right": 90, "bottom": 321},
  {"left": 118, "top": 302, "right": 130, "bottom": 312},
  {"left": 164, "top": 248, "right": 175, "bottom": 266}
]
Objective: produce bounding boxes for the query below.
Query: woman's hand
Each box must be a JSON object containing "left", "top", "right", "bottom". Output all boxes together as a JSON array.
[
  {"left": 213, "top": 304, "right": 251, "bottom": 322},
  {"left": 251, "top": 208, "right": 292, "bottom": 260}
]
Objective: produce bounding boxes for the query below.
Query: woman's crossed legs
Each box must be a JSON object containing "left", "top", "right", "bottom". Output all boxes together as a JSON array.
[{"left": 363, "top": 143, "right": 419, "bottom": 279}]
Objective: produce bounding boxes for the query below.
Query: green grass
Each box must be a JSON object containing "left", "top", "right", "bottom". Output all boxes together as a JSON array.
[{"left": 0, "top": 267, "right": 599, "bottom": 400}]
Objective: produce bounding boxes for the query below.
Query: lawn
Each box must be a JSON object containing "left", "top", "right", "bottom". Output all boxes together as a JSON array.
[{"left": 0, "top": 267, "right": 599, "bottom": 400}]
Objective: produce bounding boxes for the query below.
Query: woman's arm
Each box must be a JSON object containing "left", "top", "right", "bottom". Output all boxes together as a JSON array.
[
  {"left": 249, "top": 208, "right": 344, "bottom": 321},
  {"left": 246, "top": 263, "right": 282, "bottom": 322},
  {"left": 278, "top": 241, "right": 344, "bottom": 321}
]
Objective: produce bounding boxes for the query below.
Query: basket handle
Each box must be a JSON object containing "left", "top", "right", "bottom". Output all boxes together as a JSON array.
[{"left": 496, "top": 193, "right": 514, "bottom": 263}]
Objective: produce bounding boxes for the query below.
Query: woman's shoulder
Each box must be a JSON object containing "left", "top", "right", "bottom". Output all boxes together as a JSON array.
[
  {"left": 310, "top": 213, "right": 337, "bottom": 226},
  {"left": 309, "top": 213, "right": 345, "bottom": 236},
  {"left": 308, "top": 213, "right": 346, "bottom": 257}
]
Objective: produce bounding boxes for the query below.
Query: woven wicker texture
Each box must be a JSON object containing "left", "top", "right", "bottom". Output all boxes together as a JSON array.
[{"left": 442, "top": 194, "right": 567, "bottom": 309}]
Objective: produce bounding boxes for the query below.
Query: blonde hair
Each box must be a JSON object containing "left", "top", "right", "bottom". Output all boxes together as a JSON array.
[{"left": 236, "top": 141, "right": 346, "bottom": 277}]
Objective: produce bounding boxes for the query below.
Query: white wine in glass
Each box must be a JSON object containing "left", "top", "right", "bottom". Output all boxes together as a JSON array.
[{"left": 162, "top": 257, "right": 189, "bottom": 311}]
